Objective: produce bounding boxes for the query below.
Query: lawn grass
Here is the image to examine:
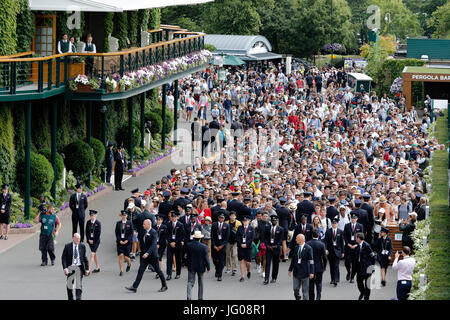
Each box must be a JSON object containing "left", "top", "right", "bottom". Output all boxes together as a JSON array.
[{"left": 426, "top": 109, "right": 450, "bottom": 300}]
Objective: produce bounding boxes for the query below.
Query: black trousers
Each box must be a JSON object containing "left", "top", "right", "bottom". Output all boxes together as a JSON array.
[
  {"left": 39, "top": 233, "right": 55, "bottom": 263},
  {"left": 309, "top": 271, "right": 323, "bottom": 300},
  {"left": 345, "top": 248, "right": 358, "bottom": 279},
  {"left": 397, "top": 280, "right": 412, "bottom": 300},
  {"left": 133, "top": 256, "right": 166, "bottom": 289},
  {"left": 328, "top": 253, "right": 340, "bottom": 283},
  {"left": 357, "top": 272, "right": 372, "bottom": 300},
  {"left": 265, "top": 247, "right": 280, "bottom": 281},
  {"left": 212, "top": 246, "right": 226, "bottom": 277},
  {"left": 106, "top": 166, "right": 112, "bottom": 183},
  {"left": 166, "top": 245, "right": 182, "bottom": 276},
  {"left": 115, "top": 170, "right": 123, "bottom": 189},
  {"left": 71, "top": 213, "right": 85, "bottom": 242},
  {"left": 201, "top": 142, "right": 209, "bottom": 157},
  {"left": 66, "top": 268, "right": 83, "bottom": 300}
]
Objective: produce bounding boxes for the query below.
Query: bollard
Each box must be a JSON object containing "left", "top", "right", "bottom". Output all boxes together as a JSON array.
[
  {"left": 422, "top": 236, "right": 427, "bottom": 247},
  {"left": 419, "top": 274, "right": 425, "bottom": 288}
]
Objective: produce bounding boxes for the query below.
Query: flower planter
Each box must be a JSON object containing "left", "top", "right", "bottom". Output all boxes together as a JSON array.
[
  {"left": 76, "top": 84, "right": 95, "bottom": 92},
  {"left": 107, "top": 86, "right": 120, "bottom": 93}
]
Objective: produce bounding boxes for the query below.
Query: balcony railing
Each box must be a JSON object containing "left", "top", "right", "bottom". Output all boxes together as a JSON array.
[{"left": 0, "top": 31, "right": 205, "bottom": 100}]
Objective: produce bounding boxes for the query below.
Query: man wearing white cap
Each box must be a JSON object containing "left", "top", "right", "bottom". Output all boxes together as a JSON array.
[{"left": 185, "top": 230, "right": 210, "bottom": 300}]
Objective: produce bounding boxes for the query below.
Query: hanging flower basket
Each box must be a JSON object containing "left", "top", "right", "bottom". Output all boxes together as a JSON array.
[{"left": 76, "top": 84, "right": 95, "bottom": 92}]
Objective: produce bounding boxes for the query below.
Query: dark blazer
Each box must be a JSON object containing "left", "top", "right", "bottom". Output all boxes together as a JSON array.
[
  {"left": 343, "top": 222, "right": 364, "bottom": 246},
  {"left": 290, "top": 223, "right": 314, "bottom": 249},
  {"left": 69, "top": 193, "right": 88, "bottom": 218},
  {"left": 167, "top": 220, "right": 185, "bottom": 247},
  {"left": 326, "top": 206, "right": 339, "bottom": 220},
  {"left": 185, "top": 240, "right": 210, "bottom": 273},
  {"left": 114, "top": 151, "right": 126, "bottom": 172},
  {"left": 173, "top": 197, "right": 189, "bottom": 212},
  {"left": 236, "top": 225, "right": 255, "bottom": 247},
  {"left": 236, "top": 205, "right": 251, "bottom": 222},
  {"left": 158, "top": 200, "right": 173, "bottom": 222},
  {"left": 61, "top": 242, "right": 89, "bottom": 274},
  {"left": 288, "top": 243, "right": 314, "bottom": 278},
  {"left": 154, "top": 223, "right": 168, "bottom": 247},
  {"left": 136, "top": 210, "right": 156, "bottom": 240},
  {"left": 307, "top": 238, "right": 328, "bottom": 273},
  {"left": 361, "top": 202, "right": 374, "bottom": 229},
  {"left": 85, "top": 219, "right": 101, "bottom": 243},
  {"left": 140, "top": 228, "right": 159, "bottom": 259},
  {"left": 356, "top": 241, "right": 376, "bottom": 276},
  {"left": 374, "top": 236, "right": 393, "bottom": 257},
  {"left": 184, "top": 221, "right": 203, "bottom": 242},
  {"left": 296, "top": 200, "right": 315, "bottom": 223},
  {"left": 115, "top": 220, "right": 133, "bottom": 244},
  {"left": 264, "top": 225, "right": 283, "bottom": 248},
  {"left": 350, "top": 208, "right": 369, "bottom": 233},
  {"left": 227, "top": 199, "right": 243, "bottom": 213},
  {"left": 211, "top": 221, "right": 230, "bottom": 248},
  {"left": 105, "top": 148, "right": 114, "bottom": 168},
  {"left": 324, "top": 227, "right": 344, "bottom": 256},
  {"left": 0, "top": 192, "right": 12, "bottom": 214}
]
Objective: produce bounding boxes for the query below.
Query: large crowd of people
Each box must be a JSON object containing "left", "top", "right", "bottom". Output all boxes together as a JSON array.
[{"left": 30, "top": 60, "right": 446, "bottom": 301}]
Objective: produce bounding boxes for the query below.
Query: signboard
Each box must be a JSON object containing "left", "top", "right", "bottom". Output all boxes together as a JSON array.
[
  {"left": 432, "top": 99, "right": 448, "bottom": 110},
  {"left": 286, "top": 56, "right": 292, "bottom": 75},
  {"left": 411, "top": 74, "right": 450, "bottom": 81},
  {"left": 344, "top": 58, "right": 367, "bottom": 69},
  {"left": 394, "top": 233, "right": 403, "bottom": 241}
]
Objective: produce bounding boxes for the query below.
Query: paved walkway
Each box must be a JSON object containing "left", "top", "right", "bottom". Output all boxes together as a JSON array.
[{"left": 0, "top": 117, "right": 397, "bottom": 300}]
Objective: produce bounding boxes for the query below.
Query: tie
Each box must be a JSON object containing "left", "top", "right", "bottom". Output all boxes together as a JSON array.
[
  {"left": 334, "top": 229, "right": 336, "bottom": 238},
  {"left": 74, "top": 245, "right": 78, "bottom": 262},
  {"left": 352, "top": 224, "right": 355, "bottom": 232},
  {"left": 122, "top": 222, "right": 125, "bottom": 232},
  {"left": 77, "top": 194, "right": 80, "bottom": 204},
  {"left": 219, "top": 223, "right": 222, "bottom": 233},
  {"left": 272, "top": 227, "right": 275, "bottom": 238},
  {"left": 244, "top": 227, "right": 247, "bottom": 234},
  {"left": 302, "top": 225, "right": 305, "bottom": 234}
]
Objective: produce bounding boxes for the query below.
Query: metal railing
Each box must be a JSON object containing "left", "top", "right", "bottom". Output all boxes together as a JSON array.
[{"left": 0, "top": 32, "right": 205, "bottom": 97}]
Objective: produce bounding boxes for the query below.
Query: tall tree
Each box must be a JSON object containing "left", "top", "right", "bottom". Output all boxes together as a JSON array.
[{"left": 429, "top": 1, "right": 450, "bottom": 39}]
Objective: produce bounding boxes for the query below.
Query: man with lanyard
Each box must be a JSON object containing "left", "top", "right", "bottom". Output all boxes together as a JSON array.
[
  {"left": 62, "top": 233, "right": 89, "bottom": 300},
  {"left": 69, "top": 183, "right": 88, "bottom": 242},
  {"left": 374, "top": 226, "right": 392, "bottom": 287},
  {"left": 166, "top": 211, "right": 185, "bottom": 280},
  {"left": 211, "top": 212, "right": 230, "bottom": 281},
  {"left": 355, "top": 232, "right": 376, "bottom": 300},
  {"left": 34, "top": 204, "right": 61, "bottom": 266},
  {"left": 343, "top": 214, "right": 364, "bottom": 283},
  {"left": 324, "top": 217, "right": 344, "bottom": 286},
  {"left": 288, "top": 234, "right": 314, "bottom": 300},
  {"left": 82, "top": 34, "right": 96, "bottom": 76},
  {"left": 154, "top": 214, "right": 168, "bottom": 276},
  {"left": 0, "top": 184, "right": 12, "bottom": 240},
  {"left": 264, "top": 215, "right": 283, "bottom": 285},
  {"left": 57, "top": 33, "right": 72, "bottom": 54}
]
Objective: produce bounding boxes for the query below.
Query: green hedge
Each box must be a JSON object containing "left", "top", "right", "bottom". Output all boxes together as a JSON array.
[
  {"left": 115, "top": 12, "right": 128, "bottom": 49},
  {"left": 145, "top": 111, "right": 162, "bottom": 137},
  {"left": 0, "top": 105, "right": 16, "bottom": 186},
  {"left": 38, "top": 149, "right": 64, "bottom": 181},
  {"left": 64, "top": 139, "right": 95, "bottom": 178},
  {"left": 90, "top": 137, "right": 105, "bottom": 171},
  {"left": 16, "top": 152, "right": 54, "bottom": 198},
  {"left": 128, "top": 11, "right": 139, "bottom": 46},
  {"left": 152, "top": 106, "right": 174, "bottom": 135},
  {"left": 0, "top": 0, "right": 19, "bottom": 55},
  {"left": 427, "top": 110, "right": 449, "bottom": 299},
  {"left": 104, "top": 12, "right": 114, "bottom": 52},
  {"left": 115, "top": 123, "right": 141, "bottom": 151},
  {"left": 16, "top": 0, "right": 34, "bottom": 52}
]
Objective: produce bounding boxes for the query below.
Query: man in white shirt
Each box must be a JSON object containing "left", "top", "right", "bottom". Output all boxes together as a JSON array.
[
  {"left": 392, "top": 246, "right": 416, "bottom": 300},
  {"left": 57, "top": 34, "right": 73, "bottom": 54}
]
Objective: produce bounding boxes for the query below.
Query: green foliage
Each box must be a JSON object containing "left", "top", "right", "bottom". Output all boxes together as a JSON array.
[
  {"left": 104, "top": 12, "right": 114, "bottom": 52},
  {"left": 405, "top": 0, "right": 447, "bottom": 37},
  {"left": 144, "top": 111, "right": 162, "bottom": 137},
  {"left": 90, "top": 137, "right": 105, "bottom": 173},
  {"left": 64, "top": 139, "right": 95, "bottom": 178},
  {"left": 429, "top": 1, "right": 450, "bottom": 39},
  {"left": 0, "top": 0, "right": 19, "bottom": 55},
  {"left": 148, "top": 8, "right": 161, "bottom": 29},
  {"left": 115, "top": 12, "right": 128, "bottom": 49},
  {"left": 57, "top": 11, "right": 85, "bottom": 41},
  {"left": 360, "top": 35, "right": 396, "bottom": 80},
  {"left": 137, "top": 9, "right": 150, "bottom": 44},
  {"left": 0, "top": 104, "right": 16, "bottom": 186},
  {"left": 16, "top": 152, "right": 54, "bottom": 198},
  {"left": 8, "top": 191, "right": 25, "bottom": 219},
  {"left": 38, "top": 149, "right": 64, "bottom": 181},
  {"left": 16, "top": 0, "right": 34, "bottom": 52},
  {"left": 153, "top": 106, "right": 174, "bottom": 135},
  {"left": 128, "top": 11, "right": 139, "bottom": 46},
  {"left": 370, "top": 0, "right": 423, "bottom": 39},
  {"left": 204, "top": 44, "right": 217, "bottom": 52},
  {"left": 115, "top": 123, "right": 141, "bottom": 152}
]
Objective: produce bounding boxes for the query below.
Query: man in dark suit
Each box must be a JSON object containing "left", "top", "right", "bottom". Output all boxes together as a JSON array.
[
  {"left": 105, "top": 142, "right": 114, "bottom": 184},
  {"left": 114, "top": 145, "right": 126, "bottom": 190},
  {"left": 124, "top": 188, "right": 142, "bottom": 211},
  {"left": 307, "top": 230, "right": 327, "bottom": 300},
  {"left": 173, "top": 189, "right": 190, "bottom": 212},
  {"left": 155, "top": 215, "right": 168, "bottom": 274},
  {"left": 227, "top": 192, "right": 243, "bottom": 214},
  {"left": 361, "top": 194, "right": 374, "bottom": 244},
  {"left": 351, "top": 200, "right": 369, "bottom": 237},
  {"left": 184, "top": 213, "right": 203, "bottom": 243},
  {"left": 210, "top": 197, "right": 224, "bottom": 222},
  {"left": 288, "top": 234, "right": 314, "bottom": 300},
  {"left": 289, "top": 215, "right": 313, "bottom": 251},
  {"left": 296, "top": 192, "right": 315, "bottom": 223},
  {"left": 355, "top": 232, "right": 376, "bottom": 300},
  {"left": 85, "top": 210, "right": 101, "bottom": 273},
  {"left": 166, "top": 211, "right": 185, "bottom": 280},
  {"left": 61, "top": 233, "right": 89, "bottom": 300},
  {"left": 264, "top": 215, "right": 284, "bottom": 284},
  {"left": 209, "top": 116, "right": 220, "bottom": 153},
  {"left": 326, "top": 196, "right": 339, "bottom": 220},
  {"left": 201, "top": 121, "right": 210, "bottom": 157},
  {"left": 69, "top": 183, "right": 88, "bottom": 242},
  {"left": 236, "top": 216, "right": 255, "bottom": 282},
  {"left": 158, "top": 190, "right": 173, "bottom": 223},
  {"left": 324, "top": 218, "right": 345, "bottom": 286},
  {"left": 125, "top": 219, "right": 167, "bottom": 293},
  {"left": 211, "top": 213, "right": 230, "bottom": 281},
  {"left": 185, "top": 230, "right": 210, "bottom": 300},
  {"left": 0, "top": 184, "right": 12, "bottom": 240},
  {"left": 237, "top": 199, "right": 252, "bottom": 222},
  {"left": 344, "top": 214, "right": 364, "bottom": 283}
]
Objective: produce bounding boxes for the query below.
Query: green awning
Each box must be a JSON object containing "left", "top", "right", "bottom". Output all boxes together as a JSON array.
[{"left": 223, "top": 55, "right": 246, "bottom": 66}]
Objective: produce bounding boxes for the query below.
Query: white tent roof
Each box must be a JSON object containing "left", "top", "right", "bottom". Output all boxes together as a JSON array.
[
  {"left": 348, "top": 73, "right": 373, "bottom": 81},
  {"left": 28, "top": 0, "right": 213, "bottom": 12}
]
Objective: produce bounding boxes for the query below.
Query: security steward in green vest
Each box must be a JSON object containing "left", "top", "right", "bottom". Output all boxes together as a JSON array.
[
  {"left": 82, "top": 34, "right": 96, "bottom": 76},
  {"left": 57, "top": 34, "right": 72, "bottom": 54},
  {"left": 34, "top": 204, "right": 62, "bottom": 266}
]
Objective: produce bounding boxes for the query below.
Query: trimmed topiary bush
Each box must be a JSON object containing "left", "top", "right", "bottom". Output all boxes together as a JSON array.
[
  {"left": 64, "top": 139, "right": 95, "bottom": 178},
  {"left": 16, "top": 152, "right": 54, "bottom": 197},
  {"left": 38, "top": 149, "right": 64, "bottom": 181},
  {"left": 115, "top": 123, "right": 141, "bottom": 151},
  {"left": 152, "top": 106, "right": 174, "bottom": 134},
  {"left": 90, "top": 137, "right": 105, "bottom": 170},
  {"left": 144, "top": 111, "right": 162, "bottom": 137}
]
